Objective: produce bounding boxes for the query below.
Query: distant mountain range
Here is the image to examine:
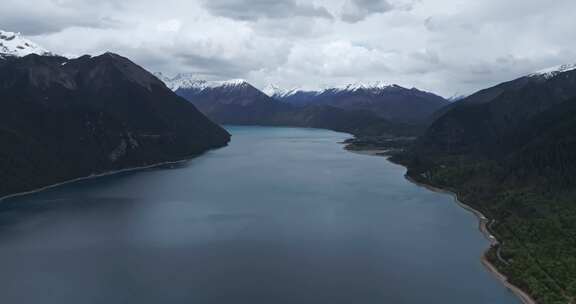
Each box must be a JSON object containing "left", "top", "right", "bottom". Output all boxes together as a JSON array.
[
  {"left": 0, "top": 31, "right": 229, "bottom": 197},
  {"left": 265, "top": 82, "right": 450, "bottom": 124},
  {"left": 159, "top": 74, "right": 448, "bottom": 136}
]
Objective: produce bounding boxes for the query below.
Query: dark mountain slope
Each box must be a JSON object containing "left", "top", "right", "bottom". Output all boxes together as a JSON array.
[
  {"left": 507, "top": 97, "right": 576, "bottom": 186},
  {"left": 397, "top": 67, "right": 576, "bottom": 304},
  {"left": 419, "top": 69, "right": 576, "bottom": 157},
  {"left": 0, "top": 53, "right": 230, "bottom": 197},
  {"left": 273, "top": 105, "right": 418, "bottom": 137}
]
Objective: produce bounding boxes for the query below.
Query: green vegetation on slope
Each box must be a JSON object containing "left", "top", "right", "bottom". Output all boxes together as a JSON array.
[
  {"left": 392, "top": 153, "right": 576, "bottom": 304},
  {"left": 395, "top": 67, "right": 576, "bottom": 304}
]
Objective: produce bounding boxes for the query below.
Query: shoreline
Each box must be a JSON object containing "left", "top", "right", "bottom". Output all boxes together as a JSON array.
[
  {"left": 404, "top": 176, "right": 536, "bottom": 304},
  {"left": 0, "top": 158, "right": 194, "bottom": 203},
  {"left": 346, "top": 146, "right": 537, "bottom": 304}
]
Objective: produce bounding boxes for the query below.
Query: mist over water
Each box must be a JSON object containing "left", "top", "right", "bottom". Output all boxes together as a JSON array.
[{"left": 0, "top": 126, "right": 518, "bottom": 304}]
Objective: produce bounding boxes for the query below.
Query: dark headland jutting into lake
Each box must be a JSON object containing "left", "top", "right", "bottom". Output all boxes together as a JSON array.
[{"left": 0, "top": 126, "right": 519, "bottom": 304}]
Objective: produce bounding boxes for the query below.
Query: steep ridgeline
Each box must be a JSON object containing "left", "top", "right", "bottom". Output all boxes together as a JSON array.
[
  {"left": 267, "top": 83, "right": 450, "bottom": 125},
  {"left": 0, "top": 45, "right": 230, "bottom": 197},
  {"left": 403, "top": 64, "right": 576, "bottom": 304},
  {"left": 419, "top": 63, "right": 576, "bottom": 158},
  {"left": 161, "top": 75, "right": 413, "bottom": 137}
]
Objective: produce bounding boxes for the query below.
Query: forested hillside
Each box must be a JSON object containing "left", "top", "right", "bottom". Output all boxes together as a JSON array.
[{"left": 397, "top": 69, "right": 576, "bottom": 304}]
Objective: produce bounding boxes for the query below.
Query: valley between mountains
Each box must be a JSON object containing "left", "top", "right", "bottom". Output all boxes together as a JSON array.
[{"left": 2, "top": 29, "right": 576, "bottom": 304}]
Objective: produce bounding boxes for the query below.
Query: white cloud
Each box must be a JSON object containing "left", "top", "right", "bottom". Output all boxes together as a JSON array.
[
  {"left": 5, "top": 0, "right": 576, "bottom": 97},
  {"left": 156, "top": 19, "right": 182, "bottom": 33}
]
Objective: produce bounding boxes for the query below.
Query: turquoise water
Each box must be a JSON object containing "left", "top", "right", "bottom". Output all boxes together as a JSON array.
[{"left": 0, "top": 126, "right": 519, "bottom": 303}]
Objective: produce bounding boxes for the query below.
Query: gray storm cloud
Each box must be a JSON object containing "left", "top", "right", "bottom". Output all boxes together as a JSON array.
[
  {"left": 204, "top": 0, "right": 334, "bottom": 21},
  {"left": 341, "top": 0, "right": 396, "bottom": 23}
]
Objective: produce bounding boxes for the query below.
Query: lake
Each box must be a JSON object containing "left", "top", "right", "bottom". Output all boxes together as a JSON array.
[{"left": 0, "top": 126, "right": 519, "bottom": 303}]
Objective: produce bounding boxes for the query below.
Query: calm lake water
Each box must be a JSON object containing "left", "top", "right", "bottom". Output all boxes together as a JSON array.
[{"left": 0, "top": 126, "right": 519, "bottom": 304}]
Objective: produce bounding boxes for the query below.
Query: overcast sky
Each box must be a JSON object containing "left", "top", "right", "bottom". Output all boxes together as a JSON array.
[{"left": 2, "top": 0, "right": 575, "bottom": 96}]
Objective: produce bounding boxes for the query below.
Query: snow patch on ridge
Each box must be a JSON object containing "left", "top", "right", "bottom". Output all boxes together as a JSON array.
[
  {"left": 530, "top": 63, "right": 576, "bottom": 79},
  {"left": 0, "top": 30, "right": 52, "bottom": 57},
  {"left": 157, "top": 73, "right": 249, "bottom": 91},
  {"left": 262, "top": 84, "right": 315, "bottom": 98},
  {"left": 333, "top": 81, "right": 396, "bottom": 92}
]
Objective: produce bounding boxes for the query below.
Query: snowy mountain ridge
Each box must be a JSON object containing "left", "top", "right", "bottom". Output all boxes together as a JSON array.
[
  {"left": 264, "top": 82, "right": 412, "bottom": 98},
  {"left": 157, "top": 73, "right": 250, "bottom": 91},
  {"left": 262, "top": 84, "right": 322, "bottom": 98},
  {"left": 0, "top": 30, "right": 52, "bottom": 57},
  {"left": 529, "top": 63, "right": 576, "bottom": 79}
]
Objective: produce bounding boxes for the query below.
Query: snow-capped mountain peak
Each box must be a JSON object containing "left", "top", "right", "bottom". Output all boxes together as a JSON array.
[
  {"left": 156, "top": 73, "right": 204, "bottom": 91},
  {"left": 334, "top": 81, "right": 396, "bottom": 92},
  {"left": 263, "top": 84, "right": 306, "bottom": 97},
  {"left": 0, "top": 30, "right": 52, "bottom": 57},
  {"left": 217, "top": 79, "right": 249, "bottom": 87},
  {"left": 530, "top": 63, "right": 576, "bottom": 79},
  {"left": 157, "top": 73, "right": 251, "bottom": 91}
]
